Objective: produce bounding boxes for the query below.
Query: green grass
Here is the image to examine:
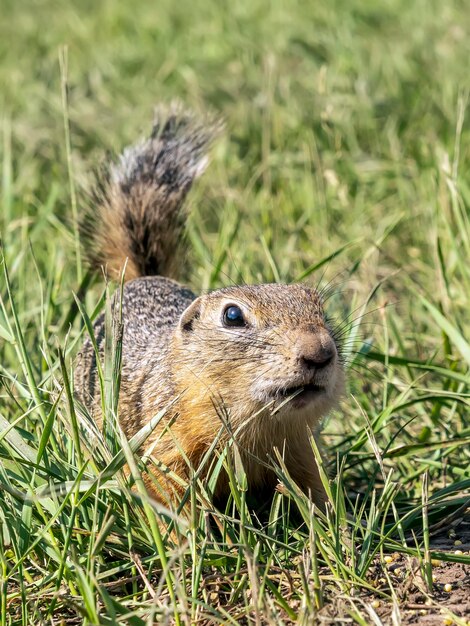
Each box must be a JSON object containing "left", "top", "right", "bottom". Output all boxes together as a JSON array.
[{"left": 1, "top": 0, "right": 470, "bottom": 623}]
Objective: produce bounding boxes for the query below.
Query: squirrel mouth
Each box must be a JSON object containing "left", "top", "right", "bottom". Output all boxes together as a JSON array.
[
  {"left": 274, "top": 382, "right": 326, "bottom": 408},
  {"left": 279, "top": 383, "right": 324, "bottom": 397}
]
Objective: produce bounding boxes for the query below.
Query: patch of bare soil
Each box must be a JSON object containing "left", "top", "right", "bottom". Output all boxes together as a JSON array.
[{"left": 319, "top": 511, "right": 470, "bottom": 626}]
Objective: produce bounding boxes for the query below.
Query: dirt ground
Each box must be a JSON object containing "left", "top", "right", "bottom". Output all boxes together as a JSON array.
[{"left": 319, "top": 510, "right": 470, "bottom": 625}]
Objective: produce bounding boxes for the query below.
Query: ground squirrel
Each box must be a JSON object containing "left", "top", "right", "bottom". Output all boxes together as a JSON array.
[{"left": 74, "top": 106, "right": 345, "bottom": 512}]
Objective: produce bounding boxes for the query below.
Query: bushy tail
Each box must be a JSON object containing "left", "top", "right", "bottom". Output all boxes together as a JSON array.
[{"left": 81, "top": 105, "right": 219, "bottom": 281}]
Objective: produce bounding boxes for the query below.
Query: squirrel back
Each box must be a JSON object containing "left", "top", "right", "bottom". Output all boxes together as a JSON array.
[{"left": 81, "top": 105, "right": 218, "bottom": 281}]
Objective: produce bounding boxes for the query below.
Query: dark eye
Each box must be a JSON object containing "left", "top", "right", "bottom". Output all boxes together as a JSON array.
[{"left": 223, "top": 305, "right": 246, "bottom": 328}]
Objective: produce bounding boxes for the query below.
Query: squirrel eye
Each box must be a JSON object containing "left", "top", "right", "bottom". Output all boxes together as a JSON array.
[{"left": 223, "top": 305, "right": 246, "bottom": 328}]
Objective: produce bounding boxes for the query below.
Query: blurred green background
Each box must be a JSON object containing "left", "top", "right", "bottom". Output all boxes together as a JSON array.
[{"left": 2, "top": 0, "right": 469, "bottom": 294}]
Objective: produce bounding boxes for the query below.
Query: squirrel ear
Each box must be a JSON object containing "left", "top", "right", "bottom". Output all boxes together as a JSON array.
[{"left": 178, "top": 298, "right": 202, "bottom": 333}]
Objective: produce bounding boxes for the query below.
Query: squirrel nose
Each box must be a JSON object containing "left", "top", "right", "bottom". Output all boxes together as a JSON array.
[{"left": 296, "top": 331, "right": 336, "bottom": 371}]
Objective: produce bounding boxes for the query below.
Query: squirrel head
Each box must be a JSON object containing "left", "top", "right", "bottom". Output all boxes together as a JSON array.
[{"left": 172, "top": 283, "right": 345, "bottom": 433}]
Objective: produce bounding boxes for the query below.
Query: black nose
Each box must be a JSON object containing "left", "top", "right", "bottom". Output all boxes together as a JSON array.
[
  {"left": 297, "top": 331, "right": 336, "bottom": 371},
  {"left": 301, "top": 351, "right": 334, "bottom": 370}
]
